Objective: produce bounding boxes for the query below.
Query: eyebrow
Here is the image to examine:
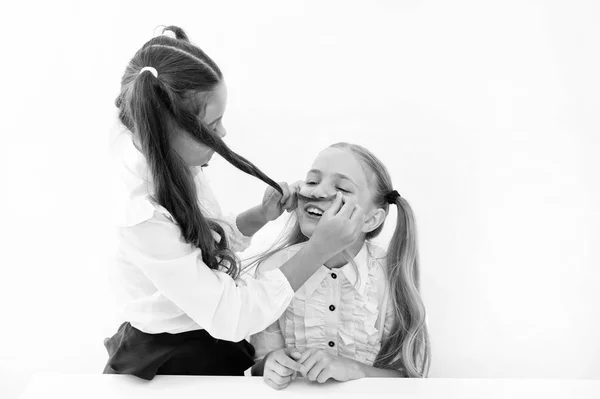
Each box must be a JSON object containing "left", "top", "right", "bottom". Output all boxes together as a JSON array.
[{"left": 307, "top": 169, "right": 357, "bottom": 186}]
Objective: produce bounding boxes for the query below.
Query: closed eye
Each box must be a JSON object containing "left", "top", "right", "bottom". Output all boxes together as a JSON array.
[
  {"left": 336, "top": 187, "right": 351, "bottom": 193},
  {"left": 306, "top": 181, "right": 317, "bottom": 186}
]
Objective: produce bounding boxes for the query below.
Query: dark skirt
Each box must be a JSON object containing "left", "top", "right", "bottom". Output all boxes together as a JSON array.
[{"left": 103, "top": 322, "right": 255, "bottom": 380}]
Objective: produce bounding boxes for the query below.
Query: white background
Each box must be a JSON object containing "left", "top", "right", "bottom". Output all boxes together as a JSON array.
[{"left": 2, "top": 1, "right": 599, "bottom": 398}]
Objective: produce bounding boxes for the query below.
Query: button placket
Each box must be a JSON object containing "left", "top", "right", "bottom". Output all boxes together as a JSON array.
[{"left": 325, "top": 270, "right": 340, "bottom": 355}]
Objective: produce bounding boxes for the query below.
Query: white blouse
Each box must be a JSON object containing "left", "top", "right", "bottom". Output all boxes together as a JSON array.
[
  {"left": 250, "top": 241, "right": 395, "bottom": 367},
  {"left": 107, "top": 132, "right": 294, "bottom": 341}
]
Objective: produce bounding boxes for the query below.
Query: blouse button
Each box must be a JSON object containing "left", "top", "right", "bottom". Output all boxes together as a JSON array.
[
  {"left": 328, "top": 341, "right": 335, "bottom": 347},
  {"left": 329, "top": 305, "right": 335, "bottom": 311},
  {"left": 331, "top": 273, "right": 337, "bottom": 279}
]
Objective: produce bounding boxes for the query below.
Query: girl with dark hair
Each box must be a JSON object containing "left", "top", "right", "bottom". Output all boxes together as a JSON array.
[
  {"left": 250, "top": 143, "right": 431, "bottom": 389},
  {"left": 103, "top": 26, "right": 366, "bottom": 380}
]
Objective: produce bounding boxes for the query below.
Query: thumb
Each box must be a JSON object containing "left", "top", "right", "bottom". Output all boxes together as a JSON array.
[{"left": 285, "top": 347, "right": 302, "bottom": 359}]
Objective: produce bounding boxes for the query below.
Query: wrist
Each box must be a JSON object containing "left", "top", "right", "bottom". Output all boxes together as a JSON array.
[
  {"left": 348, "top": 359, "right": 367, "bottom": 379},
  {"left": 236, "top": 205, "right": 270, "bottom": 238},
  {"left": 305, "top": 239, "right": 335, "bottom": 263},
  {"left": 258, "top": 204, "right": 271, "bottom": 223}
]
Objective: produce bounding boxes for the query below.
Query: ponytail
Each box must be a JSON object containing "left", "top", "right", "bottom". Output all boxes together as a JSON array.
[
  {"left": 327, "top": 142, "right": 431, "bottom": 377},
  {"left": 130, "top": 71, "right": 238, "bottom": 275},
  {"left": 373, "top": 195, "right": 431, "bottom": 377}
]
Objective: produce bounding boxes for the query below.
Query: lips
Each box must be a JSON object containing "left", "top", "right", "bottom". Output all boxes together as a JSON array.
[{"left": 303, "top": 203, "right": 326, "bottom": 217}]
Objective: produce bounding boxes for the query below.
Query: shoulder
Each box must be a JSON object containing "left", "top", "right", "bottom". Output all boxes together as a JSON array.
[
  {"left": 121, "top": 209, "right": 193, "bottom": 260},
  {"left": 366, "top": 241, "right": 390, "bottom": 297},
  {"left": 256, "top": 242, "right": 307, "bottom": 275},
  {"left": 119, "top": 196, "right": 177, "bottom": 227}
]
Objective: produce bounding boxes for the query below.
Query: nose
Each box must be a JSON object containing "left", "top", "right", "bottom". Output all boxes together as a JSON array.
[
  {"left": 310, "top": 184, "right": 333, "bottom": 199},
  {"left": 218, "top": 126, "right": 227, "bottom": 139}
]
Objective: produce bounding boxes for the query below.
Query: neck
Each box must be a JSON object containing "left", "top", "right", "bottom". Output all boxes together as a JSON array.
[{"left": 324, "top": 237, "right": 366, "bottom": 269}]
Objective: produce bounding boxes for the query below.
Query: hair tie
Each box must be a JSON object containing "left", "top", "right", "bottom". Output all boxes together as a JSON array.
[
  {"left": 384, "top": 189, "right": 401, "bottom": 204},
  {"left": 161, "top": 30, "right": 177, "bottom": 39},
  {"left": 139, "top": 66, "right": 158, "bottom": 78}
]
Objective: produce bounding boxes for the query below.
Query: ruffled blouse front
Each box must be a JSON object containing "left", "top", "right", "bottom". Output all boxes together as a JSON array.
[{"left": 251, "top": 241, "right": 395, "bottom": 366}]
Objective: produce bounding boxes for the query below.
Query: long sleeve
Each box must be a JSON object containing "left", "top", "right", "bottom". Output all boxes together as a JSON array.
[{"left": 121, "top": 211, "right": 294, "bottom": 342}]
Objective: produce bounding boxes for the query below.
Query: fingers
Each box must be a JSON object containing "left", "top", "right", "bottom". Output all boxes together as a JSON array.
[
  {"left": 280, "top": 182, "right": 291, "bottom": 201},
  {"left": 264, "top": 361, "right": 294, "bottom": 388},
  {"left": 289, "top": 180, "right": 304, "bottom": 192},
  {"left": 349, "top": 203, "right": 364, "bottom": 224},
  {"left": 263, "top": 185, "right": 282, "bottom": 204},
  {"left": 281, "top": 183, "right": 297, "bottom": 212},
  {"left": 274, "top": 350, "right": 303, "bottom": 372},
  {"left": 269, "top": 362, "right": 295, "bottom": 377},
  {"left": 264, "top": 373, "right": 292, "bottom": 390},
  {"left": 322, "top": 192, "right": 344, "bottom": 217},
  {"left": 317, "top": 368, "right": 333, "bottom": 383},
  {"left": 299, "top": 352, "right": 320, "bottom": 376},
  {"left": 297, "top": 348, "right": 315, "bottom": 364},
  {"left": 307, "top": 359, "right": 328, "bottom": 381},
  {"left": 278, "top": 182, "right": 290, "bottom": 204},
  {"left": 284, "top": 181, "right": 303, "bottom": 212},
  {"left": 336, "top": 199, "right": 358, "bottom": 220},
  {"left": 262, "top": 348, "right": 302, "bottom": 390},
  {"left": 284, "top": 347, "right": 302, "bottom": 360},
  {"left": 275, "top": 181, "right": 303, "bottom": 212},
  {"left": 265, "top": 367, "right": 293, "bottom": 382}
]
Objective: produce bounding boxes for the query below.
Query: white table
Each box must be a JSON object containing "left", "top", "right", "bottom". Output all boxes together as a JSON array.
[{"left": 18, "top": 374, "right": 600, "bottom": 399}]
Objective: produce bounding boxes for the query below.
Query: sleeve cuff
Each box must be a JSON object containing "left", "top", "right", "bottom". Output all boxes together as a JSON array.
[
  {"left": 257, "top": 269, "right": 296, "bottom": 308},
  {"left": 258, "top": 268, "right": 294, "bottom": 300}
]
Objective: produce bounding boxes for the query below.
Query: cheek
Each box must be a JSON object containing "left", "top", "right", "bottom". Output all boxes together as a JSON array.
[
  {"left": 350, "top": 192, "right": 373, "bottom": 214},
  {"left": 172, "top": 135, "right": 213, "bottom": 165}
]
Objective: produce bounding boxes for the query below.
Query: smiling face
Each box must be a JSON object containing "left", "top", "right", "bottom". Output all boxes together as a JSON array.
[{"left": 297, "top": 147, "right": 386, "bottom": 238}]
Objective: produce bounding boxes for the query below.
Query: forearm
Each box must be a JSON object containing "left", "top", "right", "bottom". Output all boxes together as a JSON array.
[
  {"left": 236, "top": 205, "right": 268, "bottom": 237},
  {"left": 279, "top": 242, "right": 334, "bottom": 291}
]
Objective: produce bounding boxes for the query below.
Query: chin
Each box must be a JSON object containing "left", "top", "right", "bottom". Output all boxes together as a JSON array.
[{"left": 298, "top": 212, "right": 318, "bottom": 238}]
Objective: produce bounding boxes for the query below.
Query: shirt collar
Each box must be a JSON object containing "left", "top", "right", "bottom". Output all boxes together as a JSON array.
[{"left": 301, "top": 242, "right": 372, "bottom": 298}]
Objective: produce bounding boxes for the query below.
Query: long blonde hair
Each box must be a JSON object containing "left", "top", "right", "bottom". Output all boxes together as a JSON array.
[{"left": 248, "top": 143, "right": 430, "bottom": 377}]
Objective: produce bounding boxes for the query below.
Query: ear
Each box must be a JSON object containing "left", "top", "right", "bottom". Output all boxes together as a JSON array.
[{"left": 362, "top": 207, "right": 386, "bottom": 234}]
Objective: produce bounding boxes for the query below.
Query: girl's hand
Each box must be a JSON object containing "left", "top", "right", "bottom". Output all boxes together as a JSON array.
[
  {"left": 298, "top": 349, "right": 364, "bottom": 383},
  {"left": 263, "top": 347, "right": 303, "bottom": 390},
  {"left": 261, "top": 181, "right": 302, "bottom": 222},
  {"left": 308, "top": 192, "right": 365, "bottom": 258}
]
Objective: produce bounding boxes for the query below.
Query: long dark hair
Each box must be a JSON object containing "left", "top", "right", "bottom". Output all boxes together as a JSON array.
[
  {"left": 116, "top": 25, "right": 282, "bottom": 278},
  {"left": 247, "top": 143, "right": 430, "bottom": 377}
]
